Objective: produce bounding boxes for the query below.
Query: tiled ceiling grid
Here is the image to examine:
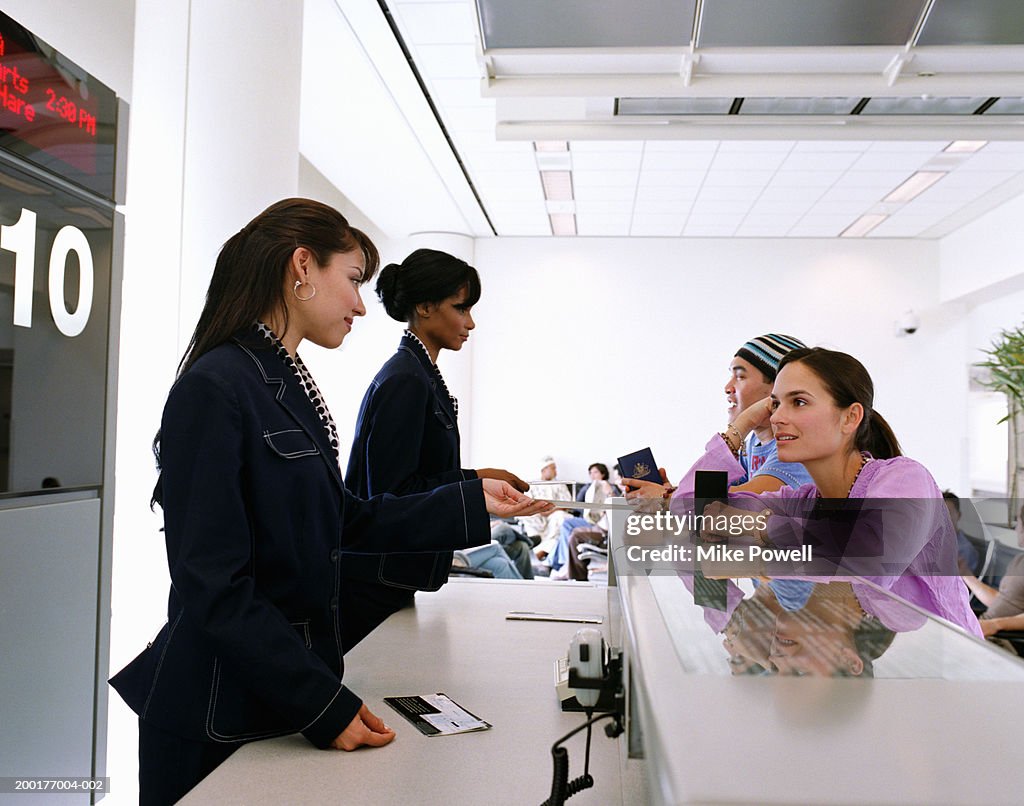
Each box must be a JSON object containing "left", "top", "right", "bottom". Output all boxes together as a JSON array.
[{"left": 388, "top": 0, "right": 1024, "bottom": 238}]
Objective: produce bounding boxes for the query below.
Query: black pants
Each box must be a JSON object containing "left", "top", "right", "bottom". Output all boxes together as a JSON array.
[{"left": 138, "top": 719, "right": 242, "bottom": 805}]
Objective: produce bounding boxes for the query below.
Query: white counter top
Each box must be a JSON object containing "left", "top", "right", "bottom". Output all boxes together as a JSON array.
[{"left": 183, "top": 579, "right": 637, "bottom": 805}]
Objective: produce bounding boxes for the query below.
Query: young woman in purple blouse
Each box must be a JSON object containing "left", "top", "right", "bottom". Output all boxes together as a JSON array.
[{"left": 672, "top": 347, "right": 982, "bottom": 637}]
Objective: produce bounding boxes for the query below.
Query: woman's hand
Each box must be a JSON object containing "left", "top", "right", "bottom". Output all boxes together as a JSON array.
[
  {"left": 476, "top": 467, "right": 530, "bottom": 493},
  {"left": 482, "top": 479, "right": 555, "bottom": 518},
  {"left": 980, "top": 617, "right": 1005, "bottom": 638},
  {"left": 331, "top": 704, "right": 396, "bottom": 750}
]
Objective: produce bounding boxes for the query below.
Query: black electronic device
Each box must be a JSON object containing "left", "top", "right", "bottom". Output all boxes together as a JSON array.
[
  {"left": 692, "top": 470, "right": 730, "bottom": 609},
  {"left": 0, "top": 10, "right": 120, "bottom": 200}
]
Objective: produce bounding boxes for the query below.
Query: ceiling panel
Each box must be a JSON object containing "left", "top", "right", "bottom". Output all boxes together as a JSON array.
[
  {"left": 475, "top": 0, "right": 695, "bottom": 48},
  {"left": 637, "top": 170, "right": 708, "bottom": 188},
  {"left": 640, "top": 152, "right": 716, "bottom": 171},
  {"left": 573, "top": 170, "right": 640, "bottom": 188},
  {"left": 575, "top": 213, "right": 632, "bottom": 235},
  {"left": 634, "top": 198, "right": 694, "bottom": 214},
  {"left": 630, "top": 215, "right": 684, "bottom": 236},
  {"left": 918, "top": 0, "right": 1024, "bottom": 46},
  {"left": 960, "top": 151, "right": 1024, "bottom": 171},
  {"left": 780, "top": 151, "right": 863, "bottom": 171},
  {"left": 702, "top": 169, "right": 775, "bottom": 187},
  {"left": 408, "top": 43, "right": 480, "bottom": 77},
  {"left": 711, "top": 151, "right": 790, "bottom": 171},
  {"left": 570, "top": 151, "right": 644, "bottom": 171},
  {"left": 569, "top": 141, "right": 645, "bottom": 153},
  {"left": 575, "top": 199, "right": 635, "bottom": 214},
  {"left": 770, "top": 170, "right": 845, "bottom": 187},
  {"left": 574, "top": 184, "right": 638, "bottom": 201},
  {"left": 689, "top": 199, "right": 754, "bottom": 215},
  {"left": 757, "top": 185, "right": 828, "bottom": 202},
  {"left": 395, "top": 2, "right": 477, "bottom": 43},
  {"left": 383, "top": 0, "right": 1024, "bottom": 239},
  {"left": 635, "top": 185, "right": 702, "bottom": 202},
  {"left": 698, "top": 0, "right": 926, "bottom": 47}
]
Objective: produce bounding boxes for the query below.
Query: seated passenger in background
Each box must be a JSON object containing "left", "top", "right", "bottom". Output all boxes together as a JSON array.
[
  {"left": 520, "top": 455, "right": 572, "bottom": 561},
  {"left": 549, "top": 462, "right": 621, "bottom": 578},
  {"left": 625, "top": 334, "right": 812, "bottom": 501},
  {"left": 963, "top": 504, "right": 1024, "bottom": 640},
  {"left": 489, "top": 517, "right": 535, "bottom": 579},
  {"left": 672, "top": 347, "right": 982, "bottom": 637},
  {"left": 942, "top": 490, "right": 981, "bottom": 575}
]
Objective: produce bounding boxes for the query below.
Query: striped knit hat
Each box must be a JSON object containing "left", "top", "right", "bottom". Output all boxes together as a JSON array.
[{"left": 735, "top": 334, "right": 806, "bottom": 382}]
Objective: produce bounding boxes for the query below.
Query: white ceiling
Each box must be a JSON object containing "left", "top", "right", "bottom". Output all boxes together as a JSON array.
[{"left": 368, "top": 0, "right": 1024, "bottom": 238}]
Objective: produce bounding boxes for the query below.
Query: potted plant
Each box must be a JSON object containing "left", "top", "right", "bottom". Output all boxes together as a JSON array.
[{"left": 976, "top": 324, "right": 1024, "bottom": 521}]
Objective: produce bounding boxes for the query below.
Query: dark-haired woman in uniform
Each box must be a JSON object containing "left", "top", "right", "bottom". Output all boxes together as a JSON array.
[{"left": 344, "top": 248, "right": 530, "bottom": 648}]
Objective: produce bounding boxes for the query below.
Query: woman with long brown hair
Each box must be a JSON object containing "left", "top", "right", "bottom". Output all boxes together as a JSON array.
[{"left": 109, "top": 199, "right": 550, "bottom": 804}]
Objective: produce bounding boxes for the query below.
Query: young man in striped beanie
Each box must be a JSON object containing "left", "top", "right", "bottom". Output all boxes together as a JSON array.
[
  {"left": 624, "top": 333, "right": 811, "bottom": 498},
  {"left": 726, "top": 334, "right": 812, "bottom": 492}
]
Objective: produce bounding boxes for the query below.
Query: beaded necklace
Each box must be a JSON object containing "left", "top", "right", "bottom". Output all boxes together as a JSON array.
[
  {"left": 254, "top": 322, "right": 341, "bottom": 459},
  {"left": 404, "top": 329, "right": 459, "bottom": 417},
  {"left": 817, "top": 453, "right": 869, "bottom": 499}
]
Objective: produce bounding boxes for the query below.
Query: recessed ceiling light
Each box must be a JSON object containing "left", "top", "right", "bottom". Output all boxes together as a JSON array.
[
  {"left": 840, "top": 214, "right": 887, "bottom": 238},
  {"left": 549, "top": 213, "right": 576, "bottom": 236},
  {"left": 944, "top": 140, "right": 987, "bottom": 153},
  {"left": 534, "top": 141, "right": 568, "bottom": 152},
  {"left": 884, "top": 171, "right": 946, "bottom": 203},
  {"left": 541, "top": 171, "right": 573, "bottom": 202}
]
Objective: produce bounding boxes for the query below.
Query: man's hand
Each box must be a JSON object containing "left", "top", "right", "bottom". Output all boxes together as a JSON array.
[
  {"left": 732, "top": 396, "right": 774, "bottom": 436},
  {"left": 331, "top": 704, "right": 396, "bottom": 751},
  {"left": 623, "top": 468, "right": 673, "bottom": 501}
]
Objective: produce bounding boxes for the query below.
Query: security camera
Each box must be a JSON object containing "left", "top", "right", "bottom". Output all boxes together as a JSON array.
[{"left": 895, "top": 310, "right": 920, "bottom": 337}]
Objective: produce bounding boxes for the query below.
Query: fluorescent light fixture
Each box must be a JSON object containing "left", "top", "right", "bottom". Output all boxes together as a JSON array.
[
  {"left": 534, "top": 141, "right": 568, "bottom": 152},
  {"left": 944, "top": 140, "right": 988, "bottom": 153},
  {"left": 545, "top": 200, "right": 575, "bottom": 215},
  {"left": 883, "top": 171, "right": 946, "bottom": 203},
  {"left": 541, "top": 171, "right": 573, "bottom": 201},
  {"left": 535, "top": 151, "right": 572, "bottom": 172},
  {"left": 549, "top": 213, "right": 576, "bottom": 236},
  {"left": 840, "top": 214, "right": 887, "bottom": 238}
]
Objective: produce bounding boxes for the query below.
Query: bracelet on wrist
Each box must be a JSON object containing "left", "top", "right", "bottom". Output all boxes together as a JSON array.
[{"left": 720, "top": 424, "right": 742, "bottom": 457}]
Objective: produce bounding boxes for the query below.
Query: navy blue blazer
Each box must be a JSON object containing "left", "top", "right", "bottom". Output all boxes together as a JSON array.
[
  {"left": 110, "top": 333, "right": 488, "bottom": 747},
  {"left": 344, "top": 334, "right": 476, "bottom": 591}
]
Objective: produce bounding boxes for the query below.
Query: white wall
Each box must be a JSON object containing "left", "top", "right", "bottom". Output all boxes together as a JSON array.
[
  {"left": 468, "top": 236, "right": 970, "bottom": 491},
  {"left": 941, "top": 191, "right": 1024, "bottom": 304},
  {"left": 106, "top": 2, "right": 306, "bottom": 802}
]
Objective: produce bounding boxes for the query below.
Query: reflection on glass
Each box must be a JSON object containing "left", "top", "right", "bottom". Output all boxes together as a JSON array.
[{"left": 716, "top": 580, "right": 896, "bottom": 677}]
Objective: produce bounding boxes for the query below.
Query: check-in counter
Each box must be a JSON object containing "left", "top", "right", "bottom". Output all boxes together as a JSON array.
[
  {"left": 611, "top": 503, "right": 1024, "bottom": 805},
  {"left": 187, "top": 500, "right": 1024, "bottom": 806},
  {"left": 183, "top": 579, "right": 643, "bottom": 805}
]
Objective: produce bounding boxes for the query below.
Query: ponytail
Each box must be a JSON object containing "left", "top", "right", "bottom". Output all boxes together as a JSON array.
[{"left": 859, "top": 410, "right": 902, "bottom": 460}]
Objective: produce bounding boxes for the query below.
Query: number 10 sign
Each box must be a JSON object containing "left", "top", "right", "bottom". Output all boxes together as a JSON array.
[{"left": 2, "top": 206, "right": 94, "bottom": 337}]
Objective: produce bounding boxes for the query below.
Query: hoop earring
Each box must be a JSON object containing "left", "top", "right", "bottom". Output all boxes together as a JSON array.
[{"left": 293, "top": 280, "right": 316, "bottom": 301}]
